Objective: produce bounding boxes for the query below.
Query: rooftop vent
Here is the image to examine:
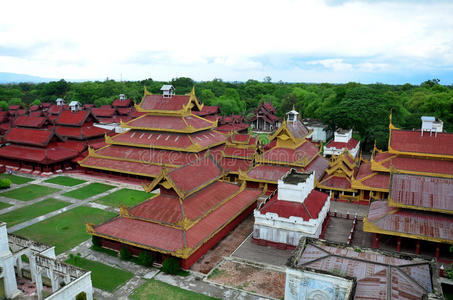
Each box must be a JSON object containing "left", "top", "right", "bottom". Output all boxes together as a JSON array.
[
  {"left": 421, "top": 116, "right": 443, "bottom": 136},
  {"left": 56, "top": 98, "right": 65, "bottom": 106},
  {"left": 286, "top": 108, "right": 299, "bottom": 124},
  {"left": 119, "top": 94, "right": 126, "bottom": 100},
  {"left": 161, "top": 85, "right": 175, "bottom": 98}
]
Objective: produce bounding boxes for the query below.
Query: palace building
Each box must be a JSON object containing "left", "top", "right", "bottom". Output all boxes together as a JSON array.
[
  {"left": 83, "top": 86, "right": 263, "bottom": 268},
  {"left": 323, "top": 128, "right": 360, "bottom": 158},
  {"left": 361, "top": 116, "right": 453, "bottom": 257},
  {"left": 249, "top": 102, "right": 281, "bottom": 132},
  {"left": 239, "top": 109, "right": 329, "bottom": 191}
]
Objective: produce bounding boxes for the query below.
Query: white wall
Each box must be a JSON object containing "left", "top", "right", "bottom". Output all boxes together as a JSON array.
[
  {"left": 46, "top": 272, "right": 93, "bottom": 300},
  {"left": 278, "top": 173, "right": 315, "bottom": 203},
  {"left": 285, "top": 267, "right": 354, "bottom": 300}
]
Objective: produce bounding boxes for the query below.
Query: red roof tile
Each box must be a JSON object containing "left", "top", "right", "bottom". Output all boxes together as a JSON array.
[
  {"left": 325, "top": 137, "right": 359, "bottom": 150},
  {"left": 380, "top": 156, "right": 453, "bottom": 176},
  {"left": 96, "top": 145, "right": 200, "bottom": 166},
  {"left": 116, "top": 107, "right": 131, "bottom": 115},
  {"left": 112, "top": 98, "right": 133, "bottom": 107},
  {"left": 80, "top": 156, "right": 164, "bottom": 177},
  {"left": 192, "top": 105, "right": 219, "bottom": 116},
  {"left": 216, "top": 123, "right": 249, "bottom": 133},
  {"left": 5, "top": 127, "right": 56, "bottom": 147},
  {"left": 305, "top": 155, "right": 329, "bottom": 181},
  {"left": 286, "top": 121, "right": 310, "bottom": 139},
  {"left": 48, "top": 104, "right": 63, "bottom": 115},
  {"left": 8, "top": 105, "right": 22, "bottom": 110},
  {"left": 247, "top": 165, "right": 293, "bottom": 182},
  {"left": 30, "top": 111, "right": 43, "bottom": 117},
  {"left": 218, "top": 157, "right": 251, "bottom": 173},
  {"left": 55, "top": 110, "right": 91, "bottom": 126},
  {"left": 55, "top": 125, "right": 108, "bottom": 139},
  {"left": 91, "top": 107, "right": 115, "bottom": 117},
  {"left": 14, "top": 116, "right": 47, "bottom": 128},
  {"left": 167, "top": 155, "right": 222, "bottom": 195},
  {"left": 260, "top": 190, "right": 328, "bottom": 220},
  {"left": 390, "top": 129, "right": 453, "bottom": 156},
  {"left": 390, "top": 174, "right": 453, "bottom": 211},
  {"left": 139, "top": 94, "right": 191, "bottom": 111},
  {"left": 366, "top": 200, "right": 453, "bottom": 242},
  {"left": 0, "top": 144, "right": 78, "bottom": 164},
  {"left": 320, "top": 176, "right": 351, "bottom": 189},
  {"left": 224, "top": 146, "right": 255, "bottom": 159},
  {"left": 126, "top": 114, "right": 213, "bottom": 131},
  {"left": 263, "top": 141, "right": 319, "bottom": 164}
]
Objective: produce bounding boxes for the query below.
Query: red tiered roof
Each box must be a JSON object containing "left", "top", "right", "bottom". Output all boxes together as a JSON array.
[
  {"left": 0, "top": 144, "right": 78, "bottom": 164},
  {"left": 260, "top": 190, "right": 328, "bottom": 221},
  {"left": 8, "top": 105, "right": 22, "bottom": 111},
  {"left": 390, "top": 129, "right": 453, "bottom": 156},
  {"left": 95, "top": 145, "right": 200, "bottom": 166},
  {"left": 80, "top": 156, "right": 165, "bottom": 177},
  {"left": 14, "top": 116, "right": 47, "bottom": 128},
  {"left": 139, "top": 95, "right": 191, "bottom": 111},
  {"left": 0, "top": 111, "right": 8, "bottom": 123},
  {"left": 305, "top": 155, "right": 329, "bottom": 181},
  {"left": 375, "top": 154, "right": 453, "bottom": 176},
  {"left": 356, "top": 162, "right": 389, "bottom": 190},
  {"left": 111, "top": 130, "right": 226, "bottom": 150},
  {"left": 112, "top": 98, "right": 133, "bottom": 108},
  {"left": 48, "top": 104, "right": 63, "bottom": 115},
  {"left": 262, "top": 141, "right": 319, "bottom": 164},
  {"left": 224, "top": 146, "right": 255, "bottom": 159},
  {"left": 216, "top": 123, "right": 249, "bottom": 133},
  {"left": 320, "top": 176, "right": 351, "bottom": 190},
  {"left": 94, "top": 185, "right": 261, "bottom": 256},
  {"left": 390, "top": 174, "right": 453, "bottom": 212},
  {"left": 246, "top": 165, "right": 294, "bottom": 182},
  {"left": 218, "top": 157, "right": 251, "bottom": 173},
  {"left": 125, "top": 114, "right": 214, "bottom": 131},
  {"left": 166, "top": 155, "right": 222, "bottom": 194},
  {"left": 366, "top": 200, "right": 453, "bottom": 243},
  {"left": 55, "top": 110, "right": 92, "bottom": 126},
  {"left": 55, "top": 125, "right": 108, "bottom": 139},
  {"left": 5, "top": 127, "right": 59, "bottom": 147},
  {"left": 325, "top": 138, "right": 359, "bottom": 150},
  {"left": 91, "top": 107, "right": 115, "bottom": 118}
]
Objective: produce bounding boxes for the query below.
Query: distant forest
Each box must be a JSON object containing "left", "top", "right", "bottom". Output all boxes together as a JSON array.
[{"left": 1, "top": 77, "right": 452, "bottom": 151}]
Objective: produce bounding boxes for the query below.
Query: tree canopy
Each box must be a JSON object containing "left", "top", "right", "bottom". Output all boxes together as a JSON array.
[{"left": 1, "top": 77, "right": 452, "bottom": 151}]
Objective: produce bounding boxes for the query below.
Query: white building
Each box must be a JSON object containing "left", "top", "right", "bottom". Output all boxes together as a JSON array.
[
  {"left": 323, "top": 128, "right": 360, "bottom": 158},
  {"left": 161, "top": 85, "right": 175, "bottom": 98},
  {"left": 0, "top": 222, "right": 93, "bottom": 300},
  {"left": 69, "top": 101, "right": 81, "bottom": 112},
  {"left": 55, "top": 98, "right": 65, "bottom": 106},
  {"left": 302, "top": 118, "right": 332, "bottom": 143},
  {"left": 421, "top": 116, "right": 443, "bottom": 135},
  {"left": 253, "top": 169, "right": 330, "bottom": 248}
]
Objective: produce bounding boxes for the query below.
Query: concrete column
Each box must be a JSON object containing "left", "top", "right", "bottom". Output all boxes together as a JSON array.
[
  {"left": 50, "top": 271, "right": 59, "bottom": 292},
  {"left": 396, "top": 237, "right": 401, "bottom": 252},
  {"left": 35, "top": 269, "right": 43, "bottom": 300},
  {"left": 29, "top": 255, "right": 37, "bottom": 282},
  {"left": 16, "top": 256, "right": 23, "bottom": 278},
  {"left": 415, "top": 240, "right": 421, "bottom": 254}
]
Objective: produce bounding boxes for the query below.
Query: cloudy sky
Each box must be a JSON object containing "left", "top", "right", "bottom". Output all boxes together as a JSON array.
[{"left": 1, "top": 0, "right": 452, "bottom": 84}]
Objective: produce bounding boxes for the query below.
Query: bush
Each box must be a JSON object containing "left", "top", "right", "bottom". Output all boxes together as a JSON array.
[
  {"left": 0, "top": 178, "right": 11, "bottom": 189},
  {"left": 161, "top": 257, "right": 181, "bottom": 275},
  {"left": 75, "top": 291, "right": 87, "bottom": 300},
  {"left": 120, "top": 246, "right": 131, "bottom": 260},
  {"left": 92, "top": 235, "right": 102, "bottom": 247},
  {"left": 137, "top": 251, "right": 154, "bottom": 267}
]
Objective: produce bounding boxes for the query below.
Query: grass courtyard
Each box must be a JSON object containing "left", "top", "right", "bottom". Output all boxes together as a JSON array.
[
  {"left": 130, "top": 279, "right": 218, "bottom": 300},
  {"left": 66, "top": 256, "right": 133, "bottom": 292},
  {"left": 95, "top": 188, "right": 152, "bottom": 208},
  {"left": 62, "top": 182, "right": 114, "bottom": 200},
  {"left": 15, "top": 206, "right": 116, "bottom": 254},
  {"left": 0, "top": 198, "right": 70, "bottom": 227},
  {"left": 0, "top": 184, "right": 60, "bottom": 201},
  {"left": 44, "top": 176, "right": 86, "bottom": 187},
  {"left": 0, "top": 202, "right": 12, "bottom": 210},
  {"left": 0, "top": 173, "right": 34, "bottom": 185}
]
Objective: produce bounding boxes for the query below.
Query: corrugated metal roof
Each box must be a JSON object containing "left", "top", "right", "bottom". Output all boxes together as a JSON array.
[{"left": 390, "top": 174, "right": 453, "bottom": 211}]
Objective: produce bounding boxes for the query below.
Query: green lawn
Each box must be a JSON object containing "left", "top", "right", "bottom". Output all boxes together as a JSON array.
[
  {"left": 0, "top": 198, "right": 70, "bottom": 227},
  {"left": 44, "top": 176, "right": 86, "bottom": 187},
  {"left": 0, "top": 173, "right": 34, "bottom": 185},
  {"left": 130, "top": 279, "right": 218, "bottom": 300},
  {"left": 62, "top": 183, "right": 114, "bottom": 200},
  {"left": 95, "top": 188, "right": 152, "bottom": 208},
  {"left": 0, "top": 202, "right": 12, "bottom": 210},
  {"left": 0, "top": 184, "right": 60, "bottom": 201},
  {"left": 66, "top": 256, "right": 133, "bottom": 292},
  {"left": 15, "top": 206, "right": 116, "bottom": 254}
]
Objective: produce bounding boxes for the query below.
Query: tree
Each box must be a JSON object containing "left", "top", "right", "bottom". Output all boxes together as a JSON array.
[
  {"left": 0, "top": 101, "right": 8, "bottom": 111},
  {"left": 8, "top": 98, "right": 22, "bottom": 106},
  {"left": 31, "top": 99, "right": 41, "bottom": 106}
]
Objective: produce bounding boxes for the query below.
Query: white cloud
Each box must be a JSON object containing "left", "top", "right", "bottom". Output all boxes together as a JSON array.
[{"left": 0, "top": 0, "right": 452, "bottom": 82}]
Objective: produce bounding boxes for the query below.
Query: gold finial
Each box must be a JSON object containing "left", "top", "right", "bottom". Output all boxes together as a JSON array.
[
  {"left": 292, "top": 104, "right": 295, "bottom": 111},
  {"left": 144, "top": 86, "right": 151, "bottom": 95},
  {"left": 86, "top": 223, "right": 95, "bottom": 234}
]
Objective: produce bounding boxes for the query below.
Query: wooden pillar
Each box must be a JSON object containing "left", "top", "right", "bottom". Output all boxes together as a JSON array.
[
  {"left": 435, "top": 245, "right": 440, "bottom": 259},
  {"left": 373, "top": 234, "right": 379, "bottom": 248},
  {"left": 396, "top": 237, "right": 401, "bottom": 252},
  {"left": 415, "top": 240, "right": 421, "bottom": 254}
]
